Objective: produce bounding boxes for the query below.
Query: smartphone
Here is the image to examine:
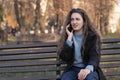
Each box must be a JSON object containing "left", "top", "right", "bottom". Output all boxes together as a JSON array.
[{"left": 68, "top": 25, "right": 73, "bottom": 32}]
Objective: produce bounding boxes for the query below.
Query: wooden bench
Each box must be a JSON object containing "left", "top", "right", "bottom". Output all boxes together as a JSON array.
[{"left": 0, "top": 38, "right": 120, "bottom": 80}]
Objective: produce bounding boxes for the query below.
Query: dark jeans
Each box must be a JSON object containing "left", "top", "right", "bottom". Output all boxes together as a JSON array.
[{"left": 61, "top": 66, "right": 98, "bottom": 80}]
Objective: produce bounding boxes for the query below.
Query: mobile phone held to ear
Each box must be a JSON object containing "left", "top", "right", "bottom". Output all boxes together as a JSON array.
[{"left": 68, "top": 26, "right": 73, "bottom": 32}]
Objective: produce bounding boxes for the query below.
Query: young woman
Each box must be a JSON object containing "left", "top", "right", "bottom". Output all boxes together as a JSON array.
[{"left": 58, "top": 8, "right": 106, "bottom": 80}]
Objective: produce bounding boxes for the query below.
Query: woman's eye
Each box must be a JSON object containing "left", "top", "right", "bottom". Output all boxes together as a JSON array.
[
  {"left": 71, "top": 18, "right": 74, "bottom": 21},
  {"left": 76, "top": 18, "right": 80, "bottom": 20}
]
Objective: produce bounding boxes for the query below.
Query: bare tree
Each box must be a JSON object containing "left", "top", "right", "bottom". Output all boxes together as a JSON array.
[
  {"left": 33, "top": 0, "right": 43, "bottom": 32},
  {"left": 14, "top": 0, "right": 22, "bottom": 29}
]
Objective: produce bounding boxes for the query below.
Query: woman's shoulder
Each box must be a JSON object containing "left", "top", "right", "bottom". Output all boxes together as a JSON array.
[
  {"left": 87, "top": 31, "right": 100, "bottom": 41},
  {"left": 88, "top": 31, "right": 98, "bottom": 38}
]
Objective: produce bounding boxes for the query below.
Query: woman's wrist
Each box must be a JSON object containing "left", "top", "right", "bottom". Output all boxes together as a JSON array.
[
  {"left": 67, "top": 36, "right": 72, "bottom": 41},
  {"left": 66, "top": 39, "right": 73, "bottom": 47},
  {"left": 85, "top": 65, "right": 94, "bottom": 72}
]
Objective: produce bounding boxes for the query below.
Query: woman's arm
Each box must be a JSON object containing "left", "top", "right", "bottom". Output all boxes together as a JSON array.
[
  {"left": 87, "top": 34, "right": 101, "bottom": 70},
  {"left": 59, "top": 41, "right": 74, "bottom": 62}
]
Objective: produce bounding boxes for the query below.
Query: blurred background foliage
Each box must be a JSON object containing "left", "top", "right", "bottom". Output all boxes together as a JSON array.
[{"left": 0, "top": 0, "right": 120, "bottom": 45}]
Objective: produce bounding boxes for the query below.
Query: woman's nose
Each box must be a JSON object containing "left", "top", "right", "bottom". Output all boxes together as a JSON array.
[{"left": 73, "top": 20, "right": 77, "bottom": 23}]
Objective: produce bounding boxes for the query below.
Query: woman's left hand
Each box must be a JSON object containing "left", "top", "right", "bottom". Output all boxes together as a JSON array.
[{"left": 78, "top": 69, "right": 90, "bottom": 80}]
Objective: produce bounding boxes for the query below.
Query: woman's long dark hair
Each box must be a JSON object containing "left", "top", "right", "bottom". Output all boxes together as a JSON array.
[{"left": 58, "top": 8, "right": 100, "bottom": 56}]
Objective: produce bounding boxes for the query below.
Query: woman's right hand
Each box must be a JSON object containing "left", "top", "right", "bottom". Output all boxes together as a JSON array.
[{"left": 66, "top": 24, "right": 73, "bottom": 41}]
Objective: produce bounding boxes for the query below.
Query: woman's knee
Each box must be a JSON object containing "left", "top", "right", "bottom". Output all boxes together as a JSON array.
[
  {"left": 61, "top": 71, "right": 78, "bottom": 80},
  {"left": 85, "top": 71, "right": 98, "bottom": 80}
]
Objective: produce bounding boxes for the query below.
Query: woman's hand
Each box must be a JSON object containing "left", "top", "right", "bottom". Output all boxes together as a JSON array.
[
  {"left": 78, "top": 69, "right": 90, "bottom": 80},
  {"left": 66, "top": 24, "right": 73, "bottom": 41}
]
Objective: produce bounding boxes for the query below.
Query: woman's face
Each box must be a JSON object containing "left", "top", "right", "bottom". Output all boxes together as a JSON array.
[{"left": 71, "top": 12, "right": 84, "bottom": 34}]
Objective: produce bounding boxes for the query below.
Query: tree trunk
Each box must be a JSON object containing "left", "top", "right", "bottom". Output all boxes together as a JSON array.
[
  {"left": 34, "top": 0, "right": 43, "bottom": 32},
  {"left": 14, "top": 0, "right": 21, "bottom": 29}
]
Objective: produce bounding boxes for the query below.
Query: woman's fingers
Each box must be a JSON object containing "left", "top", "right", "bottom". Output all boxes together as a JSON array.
[
  {"left": 66, "top": 24, "right": 73, "bottom": 41},
  {"left": 66, "top": 24, "right": 70, "bottom": 33},
  {"left": 78, "top": 69, "right": 84, "bottom": 80},
  {"left": 78, "top": 69, "right": 91, "bottom": 80}
]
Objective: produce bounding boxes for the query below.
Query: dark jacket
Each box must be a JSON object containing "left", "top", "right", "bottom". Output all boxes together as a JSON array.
[{"left": 59, "top": 32, "right": 106, "bottom": 80}]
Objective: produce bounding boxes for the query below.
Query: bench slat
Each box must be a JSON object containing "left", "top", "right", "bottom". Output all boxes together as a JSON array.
[
  {"left": 0, "top": 75, "right": 57, "bottom": 80},
  {"left": 100, "top": 62, "right": 120, "bottom": 68},
  {"left": 105, "top": 71, "right": 120, "bottom": 76},
  {"left": 0, "top": 48, "right": 57, "bottom": 55},
  {"left": 101, "top": 49, "right": 120, "bottom": 55},
  {"left": 0, "top": 66, "right": 57, "bottom": 73},
  {"left": 0, "top": 42, "right": 57, "bottom": 49},
  {"left": 102, "top": 38, "right": 120, "bottom": 43},
  {"left": 0, "top": 60, "right": 57, "bottom": 67},
  {"left": 101, "top": 56, "right": 120, "bottom": 62},
  {"left": 0, "top": 53, "right": 57, "bottom": 61},
  {"left": 101, "top": 44, "right": 120, "bottom": 50}
]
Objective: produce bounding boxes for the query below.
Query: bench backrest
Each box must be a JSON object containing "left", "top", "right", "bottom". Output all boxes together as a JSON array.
[
  {"left": 0, "top": 38, "right": 120, "bottom": 80},
  {"left": 0, "top": 42, "right": 58, "bottom": 80},
  {"left": 100, "top": 38, "right": 120, "bottom": 77}
]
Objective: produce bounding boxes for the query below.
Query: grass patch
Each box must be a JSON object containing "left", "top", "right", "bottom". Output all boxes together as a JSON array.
[{"left": 102, "top": 33, "right": 120, "bottom": 39}]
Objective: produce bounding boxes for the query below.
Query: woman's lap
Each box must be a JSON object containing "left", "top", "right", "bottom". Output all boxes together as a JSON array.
[
  {"left": 85, "top": 71, "right": 98, "bottom": 80},
  {"left": 61, "top": 70, "right": 78, "bottom": 80},
  {"left": 61, "top": 66, "right": 98, "bottom": 80}
]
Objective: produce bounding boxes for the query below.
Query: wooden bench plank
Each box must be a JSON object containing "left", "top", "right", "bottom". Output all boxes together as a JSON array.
[
  {"left": 101, "top": 56, "right": 120, "bottom": 62},
  {"left": 100, "top": 62, "right": 120, "bottom": 68},
  {"left": 0, "top": 42, "right": 57, "bottom": 49},
  {"left": 0, "top": 53, "right": 57, "bottom": 61},
  {"left": 102, "top": 38, "right": 120, "bottom": 43},
  {"left": 0, "top": 66, "right": 57, "bottom": 73},
  {"left": 105, "top": 72, "right": 120, "bottom": 76},
  {"left": 0, "top": 75, "right": 57, "bottom": 80},
  {"left": 101, "top": 44, "right": 120, "bottom": 50},
  {"left": 0, "top": 48, "right": 57, "bottom": 55},
  {"left": 0, "top": 60, "right": 57, "bottom": 68},
  {"left": 101, "top": 49, "right": 120, "bottom": 55}
]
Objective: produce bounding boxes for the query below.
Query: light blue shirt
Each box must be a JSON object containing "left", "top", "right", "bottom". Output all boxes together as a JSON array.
[
  {"left": 66, "top": 34, "right": 94, "bottom": 72},
  {"left": 73, "top": 34, "right": 85, "bottom": 67}
]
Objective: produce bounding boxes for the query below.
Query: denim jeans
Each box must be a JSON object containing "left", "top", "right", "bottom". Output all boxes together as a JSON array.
[{"left": 61, "top": 66, "right": 98, "bottom": 80}]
